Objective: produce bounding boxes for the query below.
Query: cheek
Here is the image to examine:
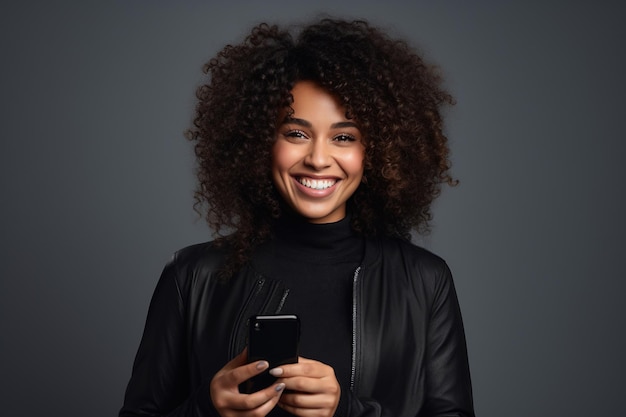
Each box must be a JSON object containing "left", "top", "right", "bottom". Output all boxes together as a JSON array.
[
  {"left": 272, "top": 141, "right": 298, "bottom": 174},
  {"left": 270, "top": 146, "right": 284, "bottom": 192},
  {"left": 344, "top": 148, "right": 365, "bottom": 176}
]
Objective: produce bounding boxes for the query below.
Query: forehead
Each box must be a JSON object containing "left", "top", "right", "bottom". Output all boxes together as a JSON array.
[{"left": 286, "top": 81, "right": 349, "bottom": 123}]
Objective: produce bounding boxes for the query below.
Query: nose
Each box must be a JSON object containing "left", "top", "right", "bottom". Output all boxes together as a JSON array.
[{"left": 304, "top": 139, "right": 332, "bottom": 170}]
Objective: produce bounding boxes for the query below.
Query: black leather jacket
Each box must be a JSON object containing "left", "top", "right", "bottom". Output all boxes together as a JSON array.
[{"left": 120, "top": 237, "right": 475, "bottom": 417}]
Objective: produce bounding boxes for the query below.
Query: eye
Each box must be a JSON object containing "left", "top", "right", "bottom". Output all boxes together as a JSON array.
[
  {"left": 333, "top": 133, "right": 357, "bottom": 142},
  {"left": 283, "top": 129, "right": 308, "bottom": 140}
]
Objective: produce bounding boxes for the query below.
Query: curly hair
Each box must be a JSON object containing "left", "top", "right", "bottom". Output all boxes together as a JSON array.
[{"left": 187, "top": 18, "right": 455, "bottom": 276}]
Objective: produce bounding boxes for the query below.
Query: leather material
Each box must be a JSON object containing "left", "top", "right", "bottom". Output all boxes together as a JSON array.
[{"left": 120, "top": 237, "right": 474, "bottom": 417}]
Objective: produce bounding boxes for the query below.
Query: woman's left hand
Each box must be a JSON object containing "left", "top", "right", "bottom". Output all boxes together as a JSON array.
[{"left": 269, "top": 357, "right": 340, "bottom": 417}]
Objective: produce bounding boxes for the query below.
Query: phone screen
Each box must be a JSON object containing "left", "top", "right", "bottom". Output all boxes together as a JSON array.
[{"left": 242, "top": 314, "right": 300, "bottom": 393}]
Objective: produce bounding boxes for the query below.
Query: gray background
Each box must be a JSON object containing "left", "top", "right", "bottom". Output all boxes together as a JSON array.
[{"left": 1, "top": 1, "right": 625, "bottom": 416}]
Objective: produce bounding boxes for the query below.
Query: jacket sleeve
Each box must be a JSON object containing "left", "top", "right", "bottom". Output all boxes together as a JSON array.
[
  {"left": 419, "top": 264, "right": 474, "bottom": 417},
  {"left": 119, "top": 260, "right": 219, "bottom": 417},
  {"left": 342, "top": 263, "right": 474, "bottom": 417}
]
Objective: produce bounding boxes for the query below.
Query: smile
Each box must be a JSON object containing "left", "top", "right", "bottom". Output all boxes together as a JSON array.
[{"left": 297, "top": 177, "right": 337, "bottom": 190}]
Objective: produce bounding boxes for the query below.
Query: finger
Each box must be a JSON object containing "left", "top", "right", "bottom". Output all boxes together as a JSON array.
[
  {"left": 269, "top": 359, "right": 331, "bottom": 379},
  {"left": 231, "top": 383, "right": 286, "bottom": 411},
  {"left": 214, "top": 349, "right": 272, "bottom": 389},
  {"left": 212, "top": 382, "right": 285, "bottom": 414},
  {"left": 278, "top": 403, "right": 329, "bottom": 417},
  {"left": 279, "top": 391, "right": 337, "bottom": 409},
  {"left": 222, "top": 360, "right": 270, "bottom": 387},
  {"left": 280, "top": 375, "right": 340, "bottom": 395},
  {"left": 278, "top": 399, "right": 339, "bottom": 417}
]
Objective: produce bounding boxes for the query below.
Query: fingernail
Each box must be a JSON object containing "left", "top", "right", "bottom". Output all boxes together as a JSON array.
[
  {"left": 269, "top": 368, "right": 283, "bottom": 377},
  {"left": 256, "top": 361, "right": 269, "bottom": 370},
  {"left": 275, "top": 383, "right": 285, "bottom": 392}
]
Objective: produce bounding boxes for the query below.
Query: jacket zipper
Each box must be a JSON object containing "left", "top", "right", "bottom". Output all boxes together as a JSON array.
[
  {"left": 229, "top": 278, "right": 266, "bottom": 358},
  {"left": 350, "top": 266, "right": 361, "bottom": 392}
]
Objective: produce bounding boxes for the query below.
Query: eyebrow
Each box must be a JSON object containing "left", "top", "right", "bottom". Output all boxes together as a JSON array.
[{"left": 281, "top": 117, "right": 359, "bottom": 130}]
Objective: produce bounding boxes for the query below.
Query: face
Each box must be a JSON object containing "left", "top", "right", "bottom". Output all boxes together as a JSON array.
[{"left": 272, "top": 81, "right": 365, "bottom": 224}]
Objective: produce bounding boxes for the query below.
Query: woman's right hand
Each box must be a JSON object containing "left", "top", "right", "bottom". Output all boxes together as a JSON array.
[{"left": 210, "top": 349, "right": 285, "bottom": 417}]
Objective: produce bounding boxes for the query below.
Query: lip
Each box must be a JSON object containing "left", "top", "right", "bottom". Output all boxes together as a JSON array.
[{"left": 292, "top": 175, "right": 340, "bottom": 197}]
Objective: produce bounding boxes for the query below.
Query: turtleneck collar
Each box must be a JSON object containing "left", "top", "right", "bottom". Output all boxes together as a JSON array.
[{"left": 270, "top": 213, "right": 363, "bottom": 263}]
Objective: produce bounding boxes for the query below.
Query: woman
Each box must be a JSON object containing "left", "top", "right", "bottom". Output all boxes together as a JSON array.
[{"left": 120, "top": 18, "right": 475, "bottom": 417}]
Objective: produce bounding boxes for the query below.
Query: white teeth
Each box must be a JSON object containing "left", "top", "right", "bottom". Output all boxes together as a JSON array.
[{"left": 298, "top": 178, "right": 336, "bottom": 190}]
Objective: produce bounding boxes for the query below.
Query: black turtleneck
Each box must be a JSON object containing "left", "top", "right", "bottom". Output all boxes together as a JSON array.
[{"left": 251, "top": 214, "right": 364, "bottom": 395}]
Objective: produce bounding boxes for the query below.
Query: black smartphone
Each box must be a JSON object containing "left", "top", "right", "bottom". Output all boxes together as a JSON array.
[{"left": 242, "top": 314, "right": 300, "bottom": 393}]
